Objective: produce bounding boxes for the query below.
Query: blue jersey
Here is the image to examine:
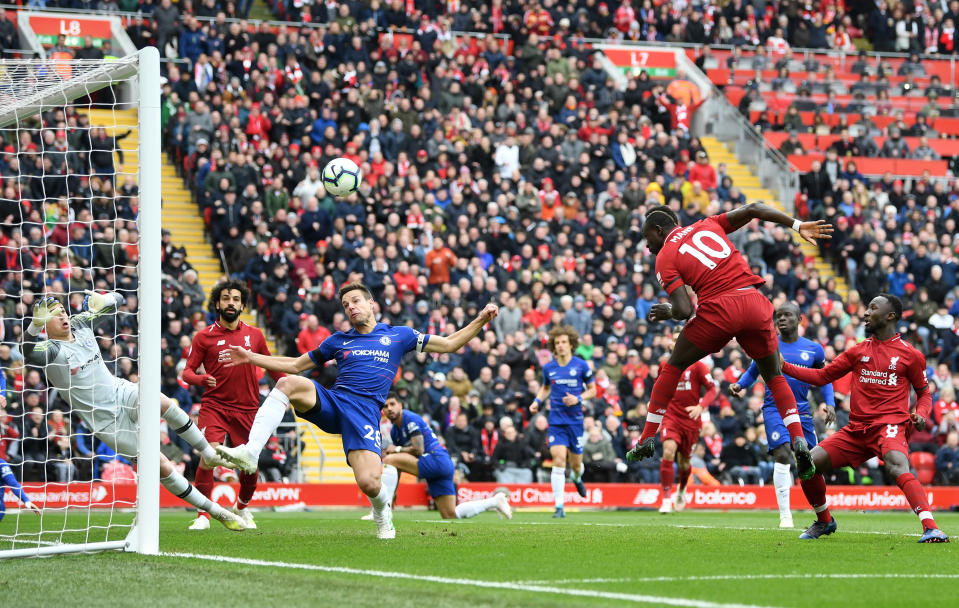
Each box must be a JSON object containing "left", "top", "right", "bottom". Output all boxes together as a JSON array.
[
  {"left": 542, "top": 356, "right": 594, "bottom": 425},
  {"left": 1, "top": 458, "right": 29, "bottom": 504},
  {"left": 739, "top": 337, "right": 835, "bottom": 414},
  {"left": 308, "top": 323, "right": 428, "bottom": 404},
  {"left": 390, "top": 409, "right": 445, "bottom": 454}
]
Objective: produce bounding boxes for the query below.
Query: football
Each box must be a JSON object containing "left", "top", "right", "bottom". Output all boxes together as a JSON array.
[{"left": 322, "top": 157, "right": 362, "bottom": 197}]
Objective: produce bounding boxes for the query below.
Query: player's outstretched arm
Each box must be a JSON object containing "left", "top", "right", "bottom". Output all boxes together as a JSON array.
[
  {"left": 226, "top": 346, "right": 316, "bottom": 374},
  {"left": 782, "top": 352, "right": 853, "bottom": 387},
  {"left": 723, "top": 202, "right": 833, "bottom": 244},
  {"left": 73, "top": 291, "right": 124, "bottom": 329},
  {"left": 425, "top": 304, "right": 498, "bottom": 353},
  {"left": 731, "top": 361, "right": 759, "bottom": 397}
]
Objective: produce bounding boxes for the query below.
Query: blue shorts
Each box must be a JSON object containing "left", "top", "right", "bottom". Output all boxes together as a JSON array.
[
  {"left": 764, "top": 405, "right": 817, "bottom": 454},
  {"left": 418, "top": 449, "right": 456, "bottom": 498},
  {"left": 304, "top": 381, "right": 383, "bottom": 457},
  {"left": 548, "top": 422, "right": 584, "bottom": 455}
]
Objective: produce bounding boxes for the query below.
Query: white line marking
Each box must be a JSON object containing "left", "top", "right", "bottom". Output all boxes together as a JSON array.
[
  {"left": 410, "top": 519, "right": 920, "bottom": 537},
  {"left": 516, "top": 573, "right": 959, "bottom": 585},
  {"left": 164, "top": 552, "right": 780, "bottom": 608}
]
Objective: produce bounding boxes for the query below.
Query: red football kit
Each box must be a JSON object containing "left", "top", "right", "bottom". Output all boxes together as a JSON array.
[
  {"left": 654, "top": 213, "right": 775, "bottom": 358},
  {"left": 783, "top": 334, "right": 932, "bottom": 467},
  {"left": 183, "top": 320, "right": 285, "bottom": 445},
  {"left": 661, "top": 360, "right": 715, "bottom": 457}
]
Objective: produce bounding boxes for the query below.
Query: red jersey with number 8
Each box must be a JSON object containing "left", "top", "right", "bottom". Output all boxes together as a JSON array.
[{"left": 654, "top": 214, "right": 764, "bottom": 303}]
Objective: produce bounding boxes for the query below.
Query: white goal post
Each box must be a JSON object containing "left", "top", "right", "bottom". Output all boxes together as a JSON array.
[{"left": 0, "top": 47, "right": 161, "bottom": 558}]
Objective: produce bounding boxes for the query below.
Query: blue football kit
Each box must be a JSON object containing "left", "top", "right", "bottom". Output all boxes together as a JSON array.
[
  {"left": 391, "top": 409, "right": 456, "bottom": 498},
  {"left": 542, "top": 356, "right": 594, "bottom": 455},
  {"left": 304, "top": 323, "right": 429, "bottom": 455},
  {"left": 739, "top": 337, "right": 835, "bottom": 452}
]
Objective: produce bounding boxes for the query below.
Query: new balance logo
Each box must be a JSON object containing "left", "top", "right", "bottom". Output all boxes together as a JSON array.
[
  {"left": 860, "top": 356, "right": 870, "bottom": 362},
  {"left": 217, "top": 340, "right": 226, "bottom": 346}
]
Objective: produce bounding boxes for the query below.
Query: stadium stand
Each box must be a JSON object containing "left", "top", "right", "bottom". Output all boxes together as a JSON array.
[{"left": 2, "top": 0, "right": 959, "bottom": 488}]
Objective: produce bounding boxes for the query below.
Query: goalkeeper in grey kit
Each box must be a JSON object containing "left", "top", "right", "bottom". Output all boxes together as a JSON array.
[{"left": 23, "top": 292, "right": 247, "bottom": 531}]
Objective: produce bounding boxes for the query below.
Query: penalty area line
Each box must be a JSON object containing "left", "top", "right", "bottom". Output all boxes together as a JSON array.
[
  {"left": 516, "top": 573, "right": 959, "bottom": 585},
  {"left": 163, "top": 552, "right": 781, "bottom": 608}
]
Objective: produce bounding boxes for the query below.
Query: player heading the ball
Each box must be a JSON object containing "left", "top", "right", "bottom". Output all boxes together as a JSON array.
[
  {"left": 216, "top": 282, "right": 498, "bottom": 539},
  {"left": 628, "top": 203, "right": 832, "bottom": 483}
]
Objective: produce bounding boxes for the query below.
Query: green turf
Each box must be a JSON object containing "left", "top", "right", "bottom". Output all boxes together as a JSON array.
[{"left": 2, "top": 509, "right": 957, "bottom": 607}]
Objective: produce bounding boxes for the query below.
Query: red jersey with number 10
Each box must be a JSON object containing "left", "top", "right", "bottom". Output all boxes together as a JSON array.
[{"left": 654, "top": 214, "right": 764, "bottom": 303}]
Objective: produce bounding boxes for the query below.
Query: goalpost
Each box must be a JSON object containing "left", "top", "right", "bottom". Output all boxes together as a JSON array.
[{"left": 0, "top": 47, "right": 161, "bottom": 558}]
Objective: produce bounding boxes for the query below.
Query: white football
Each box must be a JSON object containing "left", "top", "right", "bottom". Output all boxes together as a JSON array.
[{"left": 322, "top": 157, "right": 362, "bottom": 197}]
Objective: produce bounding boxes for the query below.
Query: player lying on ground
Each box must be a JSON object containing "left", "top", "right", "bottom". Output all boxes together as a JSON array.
[
  {"left": 1, "top": 457, "right": 41, "bottom": 522},
  {"left": 730, "top": 303, "right": 835, "bottom": 528},
  {"left": 182, "top": 280, "right": 284, "bottom": 531},
  {"left": 627, "top": 203, "right": 833, "bottom": 481},
  {"left": 23, "top": 294, "right": 245, "bottom": 531},
  {"left": 380, "top": 395, "right": 512, "bottom": 520},
  {"left": 658, "top": 356, "right": 715, "bottom": 514},
  {"left": 216, "top": 282, "right": 499, "bottom": 539},
  {"left": 781, "top": 294, "right": 948, "bottom": 543},
  {"left": 528, "top": 325, "right": 596, "bottom": 518}
]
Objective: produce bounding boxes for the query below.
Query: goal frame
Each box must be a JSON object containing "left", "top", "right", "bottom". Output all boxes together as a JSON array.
[{"left": 0, "top": 46, "right": 161, "bottom": 558}]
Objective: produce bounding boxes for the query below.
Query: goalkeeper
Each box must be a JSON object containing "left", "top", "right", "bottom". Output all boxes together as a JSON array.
[{"left": 22, "top": 292, "right": 246, "bottom": 531}]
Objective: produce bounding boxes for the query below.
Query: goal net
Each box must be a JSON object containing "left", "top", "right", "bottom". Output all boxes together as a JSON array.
[{"left": 0, "top": 48, "right": 161, "bottom": 558}]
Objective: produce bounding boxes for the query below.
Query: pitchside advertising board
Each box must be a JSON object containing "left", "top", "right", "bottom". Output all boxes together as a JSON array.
[
  {"left": 6, "top": 483, "right": 959, "bottom": 511},
  {"left": 595, "top": 45, "right": 678, "bottom": 78},
  {"left": 28, "top": 15, "right": 112, "bottom": 48}
]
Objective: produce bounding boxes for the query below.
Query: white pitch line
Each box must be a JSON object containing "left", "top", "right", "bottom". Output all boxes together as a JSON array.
[
  {"left": 516, "top": 573, "right": 959, "bottom": 585},
  {"left": 163, "top": 552, "right": 780, "bottom": 608},
  {"left": 411, "top": 518, "right": 919, "bottom": 537}
]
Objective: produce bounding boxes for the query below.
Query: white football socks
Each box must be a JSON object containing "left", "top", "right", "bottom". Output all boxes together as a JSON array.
[
  {"left": 380, "top": 465, "right": 398, "bottom": 505},
  {"left": 551, "top": 466, "right": 566, "bottom": 508},
  {"left": 570, "top": 462, "right": 585, "bottom": 483},
  {"left": 246, "top": 388, "right": 290, "bottom": 458},
  {"left": 162, "top": 404, "right": 216, "bottom": 461},
  {"left": 773, "top": 462, "right": 793, "bottom": 519},
  {"left": 455, "top": 496, "right": 498, "bottom": 519},
  {"left": 161, "top": 470, "right": 226, "bottom": 519}
]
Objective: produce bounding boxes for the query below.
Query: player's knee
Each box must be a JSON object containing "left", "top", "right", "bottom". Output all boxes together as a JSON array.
[
  {"left": 883, "top": 456, "right": 909, "bottom": 478},
  {"left": 274, "top": 376, "right": 296, "bottom": 396},
  {"left": 772, "top": 445, "right": 792, "bottom": 464},
  {"left": 356, "top": 472, "right": 381, "bottom": 496}
]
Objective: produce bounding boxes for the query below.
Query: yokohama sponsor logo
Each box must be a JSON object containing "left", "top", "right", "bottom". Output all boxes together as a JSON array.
[{"left": 691, "top": 489, "right": 757, "bottom": 506}]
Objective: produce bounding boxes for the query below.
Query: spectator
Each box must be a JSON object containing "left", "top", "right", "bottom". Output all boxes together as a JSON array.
[
  {"left": 491, "top": 424, "right": 534, "bottom": 483},
  {"left": 935, "top": 431, "right": 959, "bottom": 485}
]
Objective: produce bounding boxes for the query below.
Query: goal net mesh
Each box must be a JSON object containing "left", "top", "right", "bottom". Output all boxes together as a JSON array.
[{"left": 0, "top": 56, "right": 147, "bottom": 555}]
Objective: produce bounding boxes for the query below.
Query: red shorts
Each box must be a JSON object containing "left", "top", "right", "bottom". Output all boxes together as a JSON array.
[
  {"left": 197, "top": 406, "right": 257, "bottom": 447},
  {"left": 661, "top": 418, "right": 702, "bottom": 458},
  {"left": 683, "top": 288, "right": 778, "bottom": 358},
  {"left": 820, "top": 422, "right": 911, "bottom": 469}
]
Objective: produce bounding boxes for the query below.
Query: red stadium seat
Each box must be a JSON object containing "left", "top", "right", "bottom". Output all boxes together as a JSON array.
[{"left": 910, "top": 452, "right": 936, "bottom": 485}]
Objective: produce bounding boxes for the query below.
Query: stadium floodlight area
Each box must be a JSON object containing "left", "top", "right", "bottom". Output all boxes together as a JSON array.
[{"left": 0, "top": 47, "right": 161, "bottom": 558}]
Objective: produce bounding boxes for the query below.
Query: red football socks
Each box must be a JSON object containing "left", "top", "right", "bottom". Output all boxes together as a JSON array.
[
  {"left": 660, "top": 460, "right": 675, "bottom": 496},
  {"left": 766, "top": 375, "right": 805, "bottom": 441},
  {"left": 238, "top": 471, "right": 258, "bottom": 509},
  {"left": 194, "top": 465, "right": 214, "bottom": 519},
  {"left": 800, "top": 473, "right": 832, "bottom": 524},
  {"left": 641, "top": 363, "right": 682, "bottom": 441},
  {"left": 896, "top": 472, "right": 938, "bottom": 530},
  {"left": 678, "top": 465, "right": 691, "bottom": 491}
]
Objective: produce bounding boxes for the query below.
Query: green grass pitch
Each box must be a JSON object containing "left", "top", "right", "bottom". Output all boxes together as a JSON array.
[{"left": 2, "top": 509, "right": 957, "bottom": 607}]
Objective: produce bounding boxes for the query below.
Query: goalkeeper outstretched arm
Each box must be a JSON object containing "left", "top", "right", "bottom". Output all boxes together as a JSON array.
[
  {"left": 72, "top": 290, "right": 124, "bottom": 330},
  {"left": 23, "top": 292, "right": 125, "bottom": 366}
]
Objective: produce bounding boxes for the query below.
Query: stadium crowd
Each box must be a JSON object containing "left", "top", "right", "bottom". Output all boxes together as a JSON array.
[{"left": 1, "top": 0, "right": 959, "bottom": 490}]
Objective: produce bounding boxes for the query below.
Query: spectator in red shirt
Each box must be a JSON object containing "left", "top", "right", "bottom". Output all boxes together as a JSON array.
[
  {"left": 524, "top": 295, "right": 554, "bottom": 329},
  {"left": 296, "top": 314, "right": 331, "bottom": 355},
  {"left": 245, "top": 103, "right": 271, "bottom": 142},
  {"left": 424, "top": 237, "right": 456, "bottom": 286},
  {"left": 687, "top": 150, "right": 717, "bottom": 192},
  {"left": 392, "top": 260, "right": 420, "bottom": 295}
]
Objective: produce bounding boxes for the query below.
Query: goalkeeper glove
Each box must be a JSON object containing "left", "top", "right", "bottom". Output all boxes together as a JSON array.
[
  {"left": 31, "top": 296, "right": 62, "bottom": 330},
  {"left": 83, "top": 290, "right": 114, "bottom": 313}
]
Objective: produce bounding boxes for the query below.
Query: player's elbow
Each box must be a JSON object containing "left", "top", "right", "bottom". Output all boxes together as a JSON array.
[{"left": 673, "top": 301, "right": 693, "bottom": 320}]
